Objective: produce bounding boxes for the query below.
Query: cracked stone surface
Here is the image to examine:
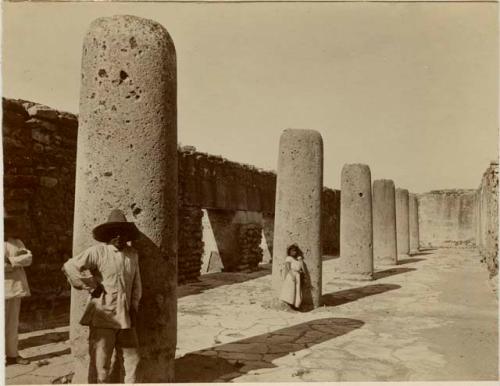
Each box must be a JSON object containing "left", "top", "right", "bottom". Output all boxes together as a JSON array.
[{"left": 5, "top": 248, "right": 498, "bottom": 383}]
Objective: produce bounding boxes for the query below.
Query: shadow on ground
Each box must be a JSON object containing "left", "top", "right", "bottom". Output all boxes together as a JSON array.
[
  {"left": 18, "top": 331, "right": 69, "bottom": 351},
  {"left": 178, "top": 265, "right": 272, "bottom": 298},
  {"left": 23, "top": 348, "right": 71, "bottom": 362},
  {"left": 398, "top": 258, "right": 427, "bottom": 265},
  {"left": 175, "top": 317, "right": 363, "bottom": 382},
  {"left": 179, "top": 254, "right": 341, "bottom": 298},
  {"left": 322, "top": 254, "right": 340, "bottom": 261},
  {"left": 409, "top": 251, "right": 434, "bottom": 257},
  {"left": 373, "top": 267, "right": 416, "bottom": 280},
  {"left": 414, "top": 247, "right": 437, "bottom": 252},
  {"left": 321, "top": 284, "right": 401, "bottom": 307}
]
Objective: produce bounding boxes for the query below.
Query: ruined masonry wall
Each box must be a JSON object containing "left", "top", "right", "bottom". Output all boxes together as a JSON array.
[
  {"left": 236, "top": 223, "right": 263, "bottom": 271},
  {"left": 178, "top": 207, "right": 204, "bottom": 283},
  {"left": 476, "top": 162, "right": 498, "bottom": 283},
  {"left": 3, "top": 98, "right": 77, "bottom": 327},
  {"left": 418, "top": 189, "right": 476, "bottom": 249},
  {"left": 322, "top": 188, "right": 341, "bottom": 256}
]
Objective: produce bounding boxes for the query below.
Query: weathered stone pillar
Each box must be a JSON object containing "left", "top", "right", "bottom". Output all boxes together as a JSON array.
[
  {"left": 71, "top": 15, "right": 177, "bottom": 383},
  {"left": 337, "top": 164, "right": 373, "bottom": 280},
  {"left": 272, "top": 129, "right": 323, "bottom": 309},
  {"left": 409, "top": 193, "right": 420, "bottom": 254},
  {"left": 395, "top": 188, "right": 410, "bottom": 256},
  {"left": 372, "top": 179, "right": 397, "bottom": 266}
]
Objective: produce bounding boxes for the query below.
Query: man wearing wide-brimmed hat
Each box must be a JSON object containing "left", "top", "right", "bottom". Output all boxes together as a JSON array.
[
  {"left": 4, "top": 214, "right": 32, "bottom": 366},
  {"left": 63, "top": 209, "right": 142, "bottom": 383}
]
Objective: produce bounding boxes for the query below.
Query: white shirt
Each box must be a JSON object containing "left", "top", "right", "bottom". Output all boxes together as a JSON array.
[{"left": 4, "top": 238, "right": 32, "bottom": 299}]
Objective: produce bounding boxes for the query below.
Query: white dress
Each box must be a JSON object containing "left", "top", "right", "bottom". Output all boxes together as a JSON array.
[{"left": 279, "top": 256, "right": 304, "bottom": 308}]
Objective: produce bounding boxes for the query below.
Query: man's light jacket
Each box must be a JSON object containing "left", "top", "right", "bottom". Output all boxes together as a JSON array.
[{"left": 63, "top": 243, "right": 142, "bottom": 329}]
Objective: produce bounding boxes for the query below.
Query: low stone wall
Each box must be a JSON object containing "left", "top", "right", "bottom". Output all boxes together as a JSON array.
[
  {"left": 476, "top": 162, "right": 498, "bottom": 284},
  {"left": 418, "top": 189, "right": 476, "bottom": 249}
]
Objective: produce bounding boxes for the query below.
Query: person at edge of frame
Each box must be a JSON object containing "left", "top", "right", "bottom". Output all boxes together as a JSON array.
[{"left": 4, "top": 213, "right": 32, "bottom": 366}]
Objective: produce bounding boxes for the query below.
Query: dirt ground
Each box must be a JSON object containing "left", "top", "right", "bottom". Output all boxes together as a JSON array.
[{"left": 5, "top": 248, "right": 498, "bottom": 383}]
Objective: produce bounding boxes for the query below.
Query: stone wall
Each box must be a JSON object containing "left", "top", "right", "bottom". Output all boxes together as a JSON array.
[
  {"left": 3, "top": 98, "right": 77, "bottom": 323},
  {"left": 178, "top": 149, "right": 276, "bottom": 213},
  {"left": 177, "top": 207, "right": 204, "bottom": 284},
  {"left": 236, "top": 223, "right": 263, "bottom": 271},
  {"left": 322, "top": 188, "right": 341, "bottom": 256},
  {"left": 418, "top": 189, "right": 476, "bottom": 249},
  {"left": 475, "top": 162, "right": 498, "bottom": 283}
]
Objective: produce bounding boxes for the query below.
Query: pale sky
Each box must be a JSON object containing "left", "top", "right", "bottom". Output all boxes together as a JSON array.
[{"left": 3, "top": 2, "right": 498, "bottom": 193}]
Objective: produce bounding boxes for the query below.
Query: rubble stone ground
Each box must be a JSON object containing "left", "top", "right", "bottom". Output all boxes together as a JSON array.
[{"left": 5, "top": 248, "right": 498, "bottom": 384}]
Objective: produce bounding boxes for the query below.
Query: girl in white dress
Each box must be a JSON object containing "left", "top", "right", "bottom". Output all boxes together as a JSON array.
[{"left": 279, "top": 244, "right": 305, "bottom": 309}]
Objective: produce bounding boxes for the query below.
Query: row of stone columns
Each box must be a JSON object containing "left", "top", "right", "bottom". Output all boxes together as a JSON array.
[
  {"left": 71, "top": 15, "right": 423, "bottom": 382},
  {"left": 337, "top": 168, "right": 420, "bottom": 278},
  {"left": 272, "top": 133, "right": 421, "bottom": 309}
]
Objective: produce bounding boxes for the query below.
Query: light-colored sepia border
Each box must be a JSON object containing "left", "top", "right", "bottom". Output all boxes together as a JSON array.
[{"left": 1, "top": 0, "right": 498, "bottom": 386}]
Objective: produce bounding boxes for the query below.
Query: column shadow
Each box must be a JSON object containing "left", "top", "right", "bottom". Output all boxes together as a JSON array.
[
  {"left": 175, "top": 317, "right": 364, "bottom": 382},
  {"left": 397, "top": 258, "right": 426, "bottom": 265},
  {"left": 321, "top": 284, "right": 401, "bottom": 307},
  {"left": 373, "top": 267, "right": 416, "bottom": 280},
  {"left": 18, "top": 331, "right": 69, "bottom": 350},
  {"left": 409, "top": 251, "right": 433, "bottom": 257},
  {"left": 322, "top": 254, "right": 340, "bottom": 261},
  {"left": 23, "top": 348, "right": 71, "bottom": 362},
  {"left": 178, "top": 264, "right": 272, "bottom": 298}
]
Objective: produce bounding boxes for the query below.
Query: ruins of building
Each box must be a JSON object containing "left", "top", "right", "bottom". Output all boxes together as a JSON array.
[{"left": 2, "top": 97, "right": 341, "bottom": 328}]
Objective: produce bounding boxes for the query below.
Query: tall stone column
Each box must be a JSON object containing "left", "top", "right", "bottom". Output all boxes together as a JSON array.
[
  {"left": 272, "top": 129, "right": 323, "bottom": 309},
  {"left": 71, "top": 15, "right": 177, "bottom": 383},
  {"left": 395, "top": 188, "right": 410, "bottom": 256},
  {"left": 372, "top": 179, "right": 398, "bottom": 266},
  {"left": 409, "top": 193, "right": 420, "bottom": 254},
  {"left": 338, "top": 164, "right": 373, "bottom": 280}
]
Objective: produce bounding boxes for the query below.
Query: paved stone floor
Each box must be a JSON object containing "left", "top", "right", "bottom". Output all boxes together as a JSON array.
[{"left": 5, "top": 248, "right": 498, "bottom": 384}]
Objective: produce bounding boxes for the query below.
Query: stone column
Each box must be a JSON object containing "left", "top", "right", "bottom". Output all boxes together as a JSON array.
[
  {"left": 71, "top": 15, "right": 177, "bottom": 383},
  {"left": 409, "top": 193, "right": 420, "bottom": 254},
  {"left": 395, "top": 188, "right": 410, "bottom": 256},
  {"left": 337, "top": 164, "right": 373, "bottom": 280},
  {"left": 272, "top": 129, "right": 323, "bottom": 309},
  {"left": 372, "top": 179, "right": 397, "bottom": 266}
]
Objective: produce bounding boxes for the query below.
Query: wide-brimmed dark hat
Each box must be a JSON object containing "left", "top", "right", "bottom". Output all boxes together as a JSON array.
[{"left": 92, "top": 209, "right": 139, "bottom": 243}]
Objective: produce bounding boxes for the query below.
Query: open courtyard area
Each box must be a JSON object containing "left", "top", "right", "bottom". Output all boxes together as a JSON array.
[{"left": 6, "top": 247, "right": 498, "bottom": 384}]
